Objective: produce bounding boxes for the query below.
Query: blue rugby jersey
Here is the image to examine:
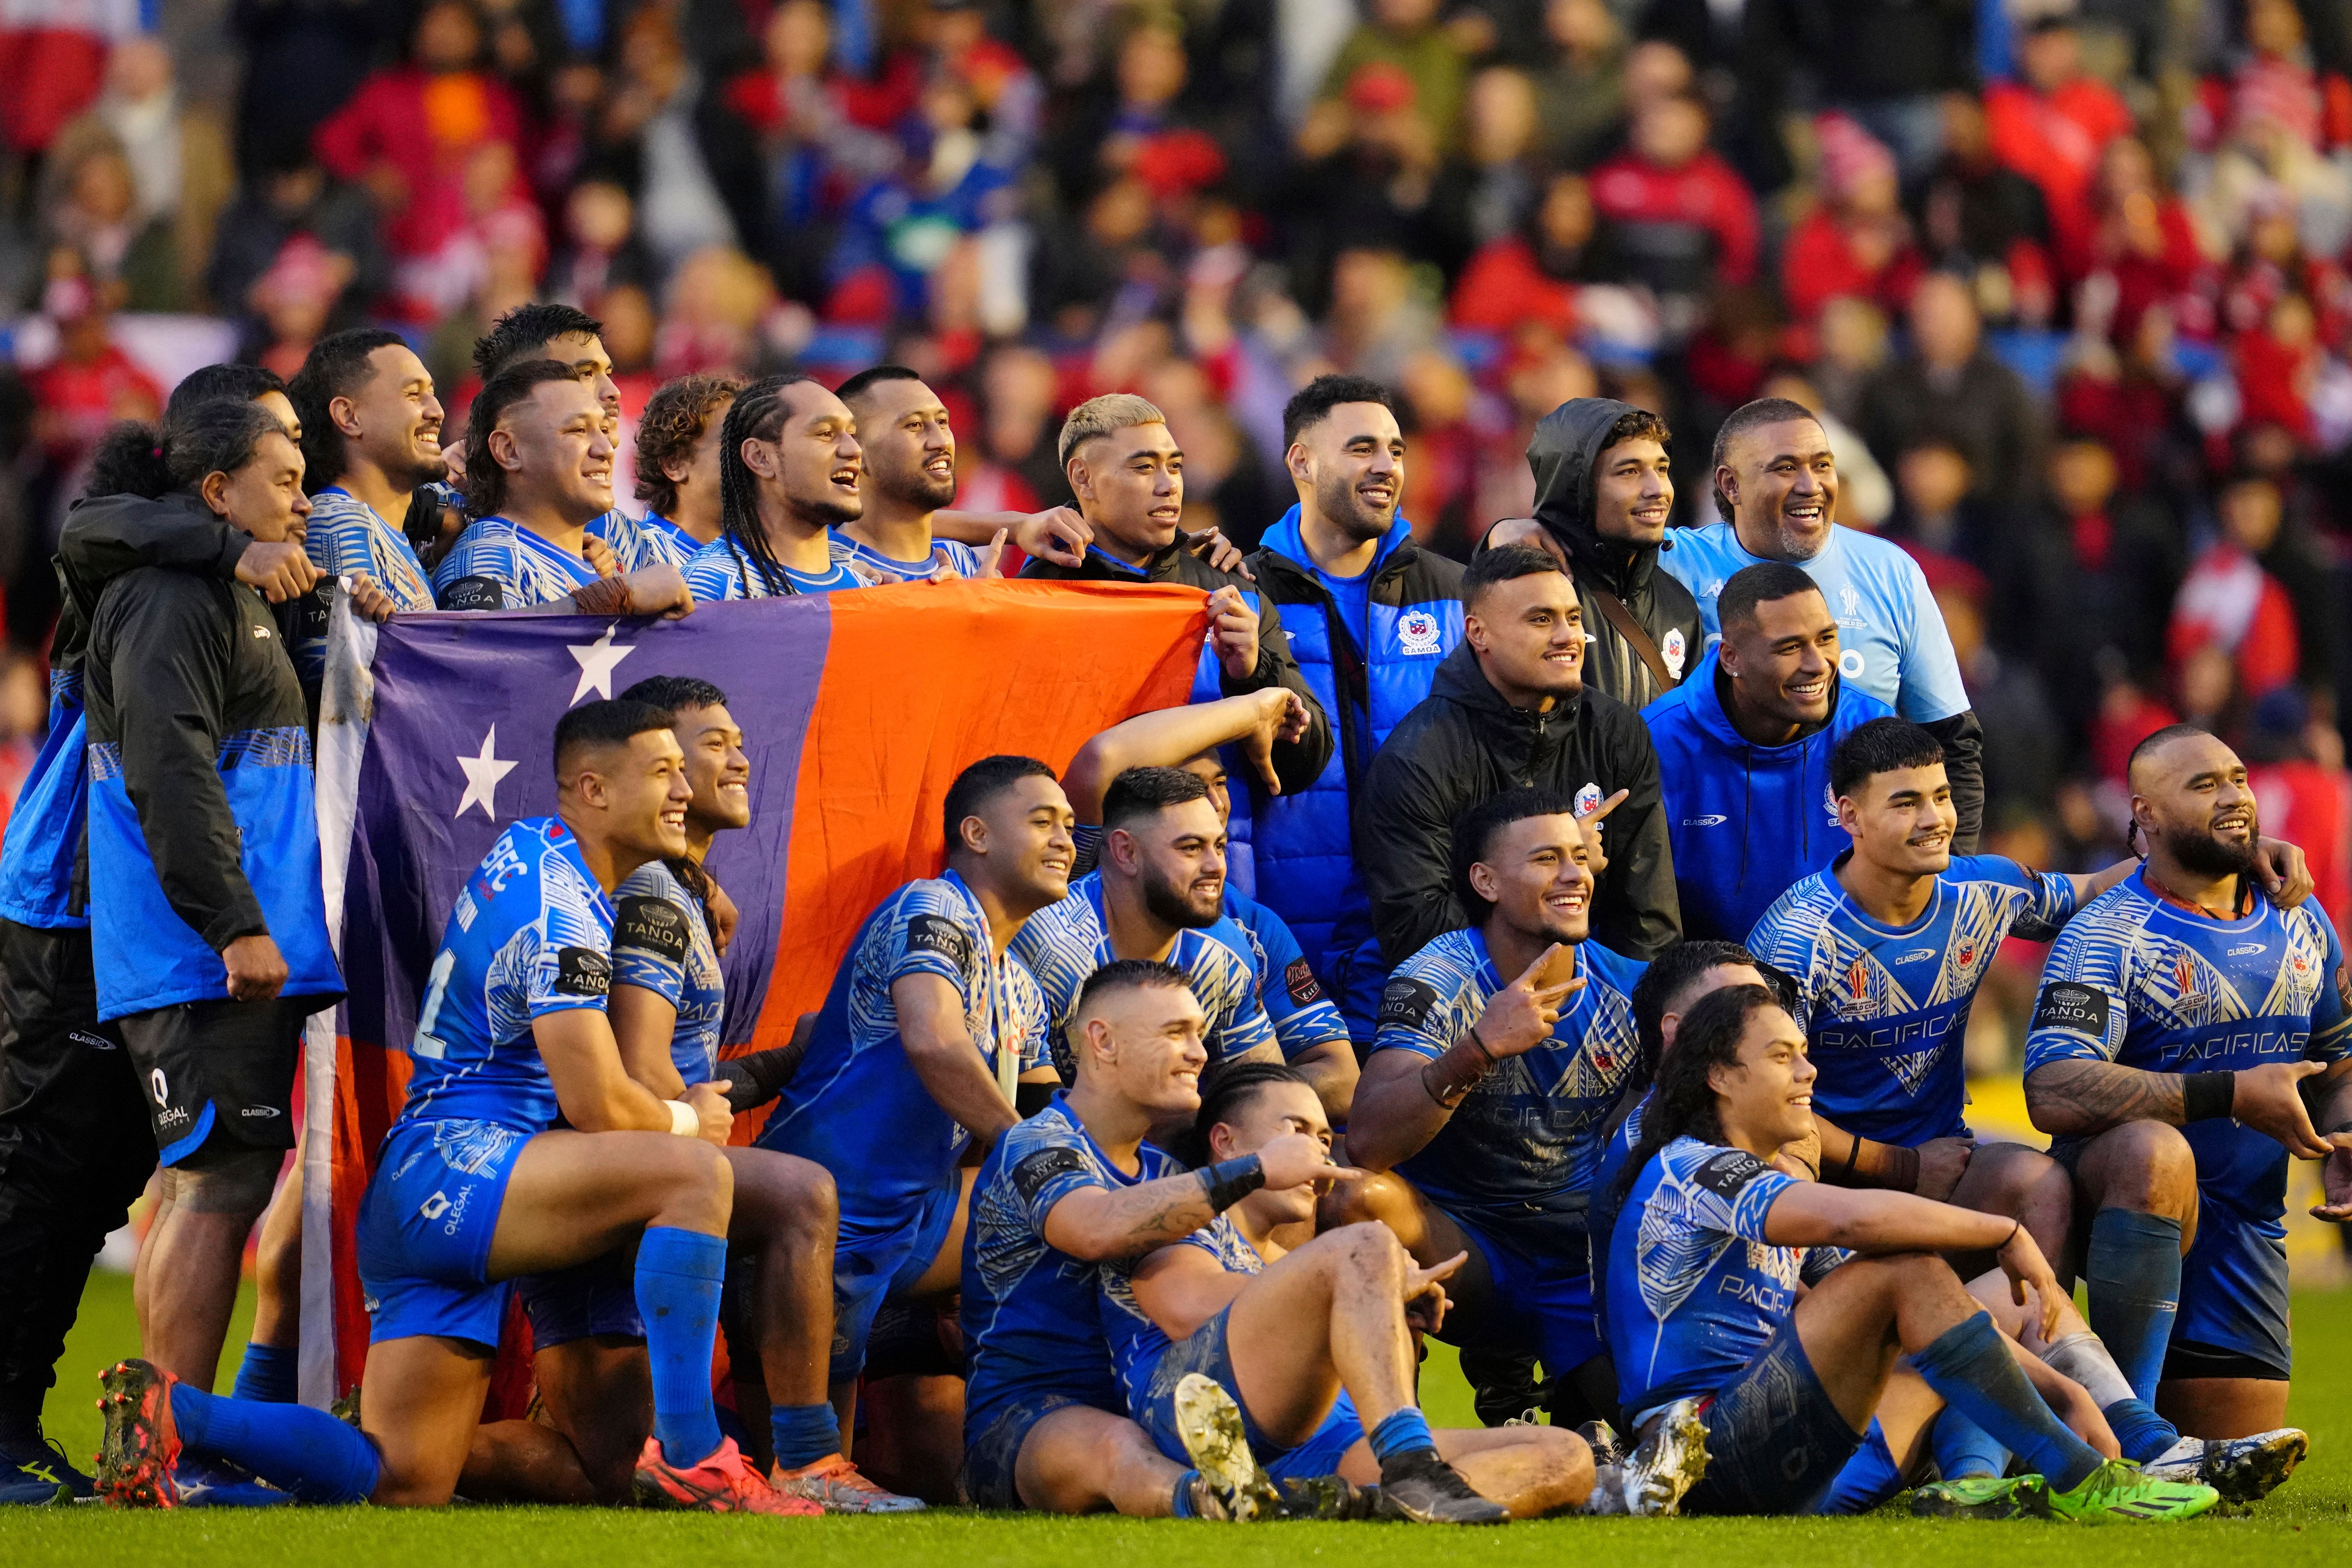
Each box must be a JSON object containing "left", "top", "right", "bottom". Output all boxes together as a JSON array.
[
  {"left": 295, "top": 488, "right": 436, "bottom": 683},
  {"left": 758, "top": 872, "right": 1045, "bottom": 1222},
  {"left": 395, "top": 817, "right": 617, "bottom": 1134},
  {"left": 1013, "top": 872, "right": 1279, "bottom": 1082},
  {"left": 681, "top": 534, "right": 862, "bottom": 600},
  {"left": 2026, "top": 870, "right": 2351, "bottom": 1228},
  {"left": 590, "top": 507, "right": 698, "bottom": 570},
  {"left": 1224, "top": 887, "right": 1352, "bottom": 1064},
  {"left": 1606, "top": 1136, "right": 1847, "bottom": 1421},
  {"left": 831, "top": 530, "right": 983, "bottom": 584},
  {"left": 611, "top": 858, "right": 725, "bottom": 1087},
  {"left": 433, "top": 515, "right": 602, "bottom": 609},
  {"left": 962, "top": 1093, "right": 1180, "bottom": 1434},
  {"left": 1099, "top": 1219, "right": 1262, "bottom": 1411},
  {"left": 1371, "top": 928, "right": 1647, "bottom": 1253},
  {"left": 1749, "top": 854, "right": 2077, "bottom": 1146}
]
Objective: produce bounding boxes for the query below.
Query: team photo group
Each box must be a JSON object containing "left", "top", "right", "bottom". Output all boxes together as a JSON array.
[{"left": 0, "top": 295, "right": 2345, "bottom": 1530}]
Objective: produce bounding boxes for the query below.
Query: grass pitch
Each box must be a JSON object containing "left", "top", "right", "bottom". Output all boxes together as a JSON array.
[{"left": 8, "top": 1268, "right": 2352, "bottom": 1566}]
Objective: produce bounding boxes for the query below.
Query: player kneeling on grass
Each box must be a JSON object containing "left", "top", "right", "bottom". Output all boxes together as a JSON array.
[
  {"left": 95, "top": 701, "right": 798, "bottom": 1515},
  {"left": 1608, "top": 983, "right": 2220, "bottom": 1523},
  {"left": 1105, "top": 1061, "right": 1638, "bottom": 1521}
]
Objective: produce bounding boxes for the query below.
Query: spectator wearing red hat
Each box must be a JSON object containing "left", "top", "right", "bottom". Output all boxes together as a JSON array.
[
  {"left": 1782, "top": 112, "right": 1924, "bottom": 324},
  {"left": 1983, "top": 13, "right": 2133, "bottom": 263},
  {"left": 1588, "top": 95, "right": 1759, "bottom": 316}
]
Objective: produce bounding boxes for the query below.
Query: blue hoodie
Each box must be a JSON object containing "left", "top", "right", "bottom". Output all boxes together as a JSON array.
[{"left": 1640, "top": 647, "right": 1894, "bottom": 943}]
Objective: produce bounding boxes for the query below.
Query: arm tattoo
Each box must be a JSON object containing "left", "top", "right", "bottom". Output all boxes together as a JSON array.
[{"left": 2025, "top": 1059, "right": 2186, "bottom": 1136}]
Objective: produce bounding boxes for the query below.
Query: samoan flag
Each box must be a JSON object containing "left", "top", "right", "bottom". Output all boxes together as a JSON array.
[{"left": 298, "top": 580, "right": 1204, "bottom": 1399}]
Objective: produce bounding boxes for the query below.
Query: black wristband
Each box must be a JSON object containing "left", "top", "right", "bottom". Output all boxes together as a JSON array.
[
  {"left": 2182, "top": 1071, "right": 2236, "bottom": 1123},
  {"left": 1201, "top": 1154, "right": 1266, "bottom": 1211}
]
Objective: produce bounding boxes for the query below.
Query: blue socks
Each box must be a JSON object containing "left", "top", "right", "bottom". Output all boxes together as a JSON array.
[
  {"left": 1369, "top": 1407, "right": 1435, "bottom": 1465},
  {"left": 637, "top": 1225, "right": 727, "bottom": 1467},
  {"left": 1172, "top": 1469, "right": 1201, "bottom": 1516},
  {"left": 1911, "top": 1313, "right": 2102, "bottom": 1492},
  {"left": 229, "top": 1344, "right": 298, "bottom": 1404},
  {"left": 169, "top": 1384, "right": 380, "bottom": 1504},
  {"left": 770, "top": 1402, "right": 839, "bottom": 1472},
  {"left": 1811, "top": 1419, "right": 1904, "bottom": 1514},
  {"left": 2103, "top": 1396, "right": 2178, "bottom": 1465},
  {"left": 2085, "top": 1209, "right": 2182, "bottom": 1402},
  {"left": 1930, "top": 1407, "right": 2009, "bottom": 1481}
]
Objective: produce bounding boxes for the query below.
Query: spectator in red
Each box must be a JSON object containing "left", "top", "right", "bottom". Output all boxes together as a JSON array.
[
  {"left": 1781, "top": 111, "right": 1922, "bottom": 324},
  {"left": 1914, "top": 90, "right": 2054, "bottom": 328},
  {"left": 2231, "top": 289, "right": 2325, "bottom": 444},
  {"left": 314, "top": 0, "right": 526, "bottom": 285},
  {"left": 1449, "top": 171, "right": 1624, "bottom": 337},
  {"left": 2063, "top": 136, "right": 2208, "bottom": 342},
  {"left": 2245, "top": 686, "right": 2352, "bottom": 930},
  {"left": 2054, "top": 304, "right": 2190, "bottom": 493},
  {"left": 1984, "top": 13, "right": 2133, "bottom": 262},
  {"left": 2169, "top": 471, "right": 2304, "bottom": 700},
  {"left": 1588, "top": 94, "right": 1759, "bottom": 307},
  {"left": 2187, "top": 0, "right": 2352, "bottom": 159},
  {"left": 0, "top": 0, "right": 131, "bottom": 159},
  {"left": 2220, "top": 198, "right": 2352, "bottom": 349}
]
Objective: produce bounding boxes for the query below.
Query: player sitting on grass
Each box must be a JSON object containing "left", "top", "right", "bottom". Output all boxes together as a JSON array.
[
  {"left": 95, "top": 701, "right": 796, "bottom": 1514},
  {"left": 1608, "top": 982, "right": 2221, "bottom": 1522},
  {"left": 1108, "top": 1061, "right": 1667, "bottom": 1520},
  {"left": 961, "top": 961, "right": 1361, "bottom": 1518}
]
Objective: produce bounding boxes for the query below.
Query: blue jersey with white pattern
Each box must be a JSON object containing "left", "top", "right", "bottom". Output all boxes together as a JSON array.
[
  {"left": 831, "top": 530, "right": 983, "bottom": 585},
  {"left": 1373, "top": 928, "right": 1648, "bottom": 1252},
  {"left": 758, "top": 872, "right": 1046, "bottom": 1223},
  {"left": 432, "top": 516, "right": 600, "bottom": 609},
  {"left": 962, "top": 1094, "right": 1181, "bottom": 1432},
  {"left": 1659, "top": 521, "right": 1969, "bottom": 721},
  {"left": 1586, "top": 1096, "right": 1645, "bottom": 1348},
  {"left": 1750, "top": 854, "right": 2078, "bottom": 1146},
  {"left": 1013, "top": 872, "right": 1280, "bottom": 1081},
  {"left": 611, "top": 858, "right": 724, "bottom": 1087},
  {"left": 1225, "top": 887, "right": 1352, "bottom": 1063},
  {"left": 681, "top": 535, "right": 862, "bottom": 601},
  {"left": 1608, "top": 1135, "right": 1847, "bottom": 1420},
  {"left": 2025, "top": 871, "right": 2351, "bottom": 1228},
  {"left": 298, "top": 488, "right": 437, "bottom": 685},
  {"left": 591, "top": 508, "right": 698, "bottom": 569},
  {"left": 1101, "top": 1218, "right": 1262, "bottom": 1411},
  {"left": 396, "top": 817, "right": 617, "bottom": 1134}
]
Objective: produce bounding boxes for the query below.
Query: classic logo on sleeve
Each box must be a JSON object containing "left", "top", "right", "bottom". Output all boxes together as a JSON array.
[
  {"left": 1285, "top": 959, "right": 1324, "bottom": 1007},
  {"left": 1011, "top": 1144, "right": 1088, "bottom": 1201},
  {"left": 553, "top": 946, "right": 612, "bottom": 996},
  {"left": 614, "top": 896, "right": 690, "bottom": 963},
  {"left": 1694, "top": 1148, "right": 1769, "bottom": 1197},
  {"left": 1397, "top": 609, "right": 1443, "bottom": 655},
  {"left": 1378, "top": 977, "right": 1443, "bottom": 1031},
  {"left": 907, "top": 912, "right": 974, "bottom": 969},
  {"left": 2031, "top": 981, "right": 2109, "bottom": 1036}
]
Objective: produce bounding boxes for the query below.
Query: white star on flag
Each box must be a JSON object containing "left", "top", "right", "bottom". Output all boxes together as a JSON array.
[
  {"left": 568, "top": 624, "right": 636, "bottom": 705},
  {"left": 455, "top": 725, "right": 519, "bottom": 820}
]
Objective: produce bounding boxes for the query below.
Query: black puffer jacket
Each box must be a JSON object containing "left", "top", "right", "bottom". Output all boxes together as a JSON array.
[
  {"left": 1356, "top": 641, "right": 1681, "bottom": 966},
  {"left": 1524, "top": 398, "right": 1704, "bottom": 712}
]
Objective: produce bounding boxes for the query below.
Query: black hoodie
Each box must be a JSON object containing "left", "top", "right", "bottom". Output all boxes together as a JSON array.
[
  {"left": 1356, "top": 640, "right": 1680, "bottom": 967},
  {"left": 1524, "top": 398, "right": 1705, "bottom": 712}
]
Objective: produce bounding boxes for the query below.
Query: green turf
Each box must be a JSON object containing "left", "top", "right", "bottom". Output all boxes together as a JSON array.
[{"left": 10, "top": 1270, "right": 2352, "bottom": 1563}]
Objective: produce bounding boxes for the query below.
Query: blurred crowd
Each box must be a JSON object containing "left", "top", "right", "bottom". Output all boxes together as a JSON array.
[{"left": 0, "top": 0, "right": 2346, "bottom": 953}]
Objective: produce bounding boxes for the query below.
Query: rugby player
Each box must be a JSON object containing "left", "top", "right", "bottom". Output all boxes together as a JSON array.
[
  {"left": 2025, "top": 725, "right": 2352, "bottom": 1439},
  {"left": 834, "top": 365, "right": 995, "bottom": 583},
  {"left": 754, "top": 756, "right": 1067, "bottom": 1468},
  {"left": 1013, "top": 768, "right": 1285, "bottom": 1088},
  {"left": 432, "top": 360, "right": 692, "bottom": 615},
  {"left": 1608, "top": 983, "right": 2218, "bottom": 1521},
  {"left": 1333, "top": 790, "right": 1646, "bottom": 1429},
  {"left": 631, "top": 374, "right": 742, "bottom": 555},
  {"left": 1110, "top": 1062, "right": 1625, "bottom": 1519},
  {"left": 682, "top": 373, "right": 866, "bottom": 598},
  {"left": 960, "top": 959, "right": 1343, "bottom": 1518},
  {"left": 96, "top": 701, "right": 794, "bottom": 1513}
]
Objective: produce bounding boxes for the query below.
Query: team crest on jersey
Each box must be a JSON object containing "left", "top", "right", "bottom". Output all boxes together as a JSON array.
[
  {"left": 1576, "top": 782, "right": 1603, "bottom": 815},
  {"left": 1956, "top": 939, "right": 1978, "bottom": 969},
  {"left": 1397, "top": 609, "right": 1443, "bottom": 655},
  {"left": 1662, "top": 627, "right": 1686, "bottom": 679}
]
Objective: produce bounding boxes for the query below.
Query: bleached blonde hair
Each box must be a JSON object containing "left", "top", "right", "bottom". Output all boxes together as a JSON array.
[{"left": 1057, "top": 393, "right": 1167, "bottom": 469}]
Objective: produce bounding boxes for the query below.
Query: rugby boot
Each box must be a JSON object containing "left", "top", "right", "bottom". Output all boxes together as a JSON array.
[
  {"left": 1279, "top": 1474, "right": 1382, "bottom": 1519},
  {"left": 2044, "top": 1459, "right": 2219, "bottom": 1523},
  {"left": 94, "top": 1359, "right": 181, "bottom": 1509},
  {"left": 1574, "top": 1419, "right": 1626, "bottom": 1469},
  {"left": 1910, "top": 1474, "right": 2052, "bottom": 1520},
  {"left": 632, "top": 1434, "right": 820, "bottom": 1516},
  {"left": 770, "top": 1453, "right": 925, "bottom": 1512},
  {"left": 0, "top": 1428, "right": 91, "bottom": 1504},
  {"left": 2141, "top": 1429, "right": 2306, "bottom": 1506},
  {"left": 1619, "top": 1397, "right": 1708, "bottom": 1517},
  {"left": 1460, "top": 1347, "right": 1544, "bottom": 1428},
  {"left": 1373, "top": 1447, "right": 1510, "bottom": 1524},
  {"left": 1171, "top": 1373, "right": 1286, "bottom": 1522}
]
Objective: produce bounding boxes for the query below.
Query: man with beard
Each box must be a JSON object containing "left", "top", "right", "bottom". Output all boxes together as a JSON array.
[
  {"left": 2025, "top": 725, "right": 2352, "bottom": 1441},
  {"left": 683, "top": 374, "right": 868, "bottom": 599},
  {"left": 1659, "top": 397, "right": 1987, "bottom": 852},
  {"left": 1014, "top": 768, "right": 1284, "bottom": 1086},
  {"left": 834, "top": 366, "right": 989, "bottom": 583},
  {"left": 285, "top": 330, "right": 449, "bottom": 696},
  {"left": 1245, "top": 376, "right": 1464, "bottom": 1044}
]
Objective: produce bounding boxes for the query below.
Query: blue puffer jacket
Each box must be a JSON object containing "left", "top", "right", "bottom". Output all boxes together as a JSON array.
[
  {"left": 1640, "top": 647, "right": 1895, "bottom": 943},
  {"left": 1246, "top": 510, "right": 1464, "bottom": 1025}
]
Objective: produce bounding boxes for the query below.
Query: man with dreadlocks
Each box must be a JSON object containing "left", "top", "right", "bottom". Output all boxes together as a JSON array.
[
  {"left": 1605, "top": 983, "right": 2220, "bottom": 1522},
  {"left": 682, "top": 374, "right": 868, "bottom": 600}
]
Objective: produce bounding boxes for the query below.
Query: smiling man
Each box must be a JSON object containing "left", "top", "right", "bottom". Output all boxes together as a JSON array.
[
  {"left": 1660, "top": 396, "right": 1986, "bottom": 852},
  {"left": 684, "top": 373, "right": 868, "bottom": 599},
  {"left": 1641, "top": 562, "right": 1894, "bottom": 943},
  {"left": 434, "top": 361, "right": 693, "bottom": 616}
]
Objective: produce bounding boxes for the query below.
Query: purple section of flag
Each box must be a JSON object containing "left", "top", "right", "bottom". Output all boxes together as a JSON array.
[{"left": 340, "top": 598, "right": 829, "bottom": 1059}]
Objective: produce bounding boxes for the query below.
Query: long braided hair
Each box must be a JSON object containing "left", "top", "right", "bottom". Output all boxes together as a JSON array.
[
  {"left": 715, "top": 372, "right": 812, "bottom": 597},
  {"left": 1612, "top": 983, "right": 1785, "bottom": 1206}
]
